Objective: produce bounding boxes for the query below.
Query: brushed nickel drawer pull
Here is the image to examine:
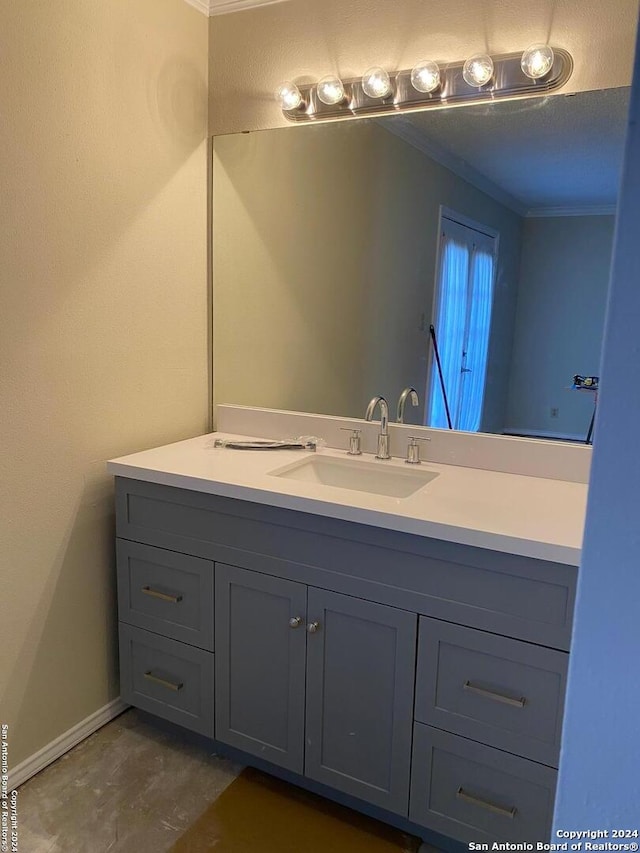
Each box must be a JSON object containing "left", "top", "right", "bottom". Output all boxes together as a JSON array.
[
  {"left": 141, "top": 586, "right": 183, "bottom": 604},
  {"left": 456, "top": 786, "right": 517, "bottom": 819},
  {"left": 143, "top": 671, "right": 183, "bottom": 692},
  {"left": 463, "top": 680, "right": 526, "bottom": 708}
]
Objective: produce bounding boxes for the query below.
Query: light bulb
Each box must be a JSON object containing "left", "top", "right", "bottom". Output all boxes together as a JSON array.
[
  {"left": 410, "top": 60, "right": 441, "bottom": 94},
  {"left": 521, "top": 44, "right": 555, "bottom": 79},
  {"left": 462, "top": 54, "right": 494, "bottom": 87},
  {"left": 362, "top": 66, "right": 392, "bottom": 99},
  {"left": 317, "top": 75, "right": 346, "bottom": 106},
  {"left": 275, "top": 81, "right": 303, "bottom": 111}
]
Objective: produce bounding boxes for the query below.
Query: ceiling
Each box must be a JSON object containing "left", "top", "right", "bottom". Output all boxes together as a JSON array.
[{"left": 384, "top": 87, "right": 630, "bottom": 214}]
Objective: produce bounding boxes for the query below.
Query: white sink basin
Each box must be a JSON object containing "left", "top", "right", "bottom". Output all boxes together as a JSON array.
[{"left": 269, "top": 455, "right": 439, "bottom": 498}]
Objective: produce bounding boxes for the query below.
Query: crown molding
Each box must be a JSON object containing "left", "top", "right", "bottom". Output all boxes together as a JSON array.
[
  {"left": 183, "top": 0, "right": 210, "bottom": 14},
  {"left": 525, "top": 204, "right": 618, "bottom": 218},
  {"left": 185, "top": 0, "right": 290, "bottom": 15}
]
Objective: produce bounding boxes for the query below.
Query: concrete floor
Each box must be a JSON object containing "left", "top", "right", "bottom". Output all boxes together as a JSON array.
[
  {"left": 17, "top": 709, "right": 438, "bottom": 853},
  {"left": 17, "top": 710, "right": 241, "bottom": 853}
]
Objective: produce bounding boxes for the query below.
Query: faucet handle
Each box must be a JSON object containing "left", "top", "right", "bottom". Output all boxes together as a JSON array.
[
  {"left": 340, "top": 427, "right": 362, "bottom": 456},
  {"left": 405, "top": 435, "right": 431, "bottom": 465}
]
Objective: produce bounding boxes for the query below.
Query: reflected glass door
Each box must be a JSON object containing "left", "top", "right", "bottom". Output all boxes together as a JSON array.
[{"left": 426, "top": 214, "right": 497, "bottom": 431}]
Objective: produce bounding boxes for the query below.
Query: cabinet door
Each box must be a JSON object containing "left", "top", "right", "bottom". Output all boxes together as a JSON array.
[
  {"left": 305, "top": 588, "right": 417, "bottom": 815},
  {"left": 215, "top": 563, "right": 307, "bottom": 773}
]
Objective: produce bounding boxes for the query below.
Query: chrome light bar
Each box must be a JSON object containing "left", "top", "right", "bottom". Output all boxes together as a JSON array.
[{"left": 280, "top": 49, "right": 573, "bottom": 123}]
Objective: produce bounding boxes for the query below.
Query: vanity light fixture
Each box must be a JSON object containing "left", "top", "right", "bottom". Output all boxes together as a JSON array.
[
  {"left": 410, "top": 60, "right": 441, "bottom": 94},
  {"left": 317, "top": 75, "right": 347, "bottom": 105},
  {"left": 277, "top": 47, "right": 572, "bottom": 123},
  {"left": 521, "top": 43, "right": 555, "bottom": 79},
  {"left": 362, "top": 66, "right": 392, "bottom": 99},
  {"left": 275, "top": 81, "right": 304, "bottom": 111},
  {"left": 462, "top": 53, "right": 494, "bottom": 87}
]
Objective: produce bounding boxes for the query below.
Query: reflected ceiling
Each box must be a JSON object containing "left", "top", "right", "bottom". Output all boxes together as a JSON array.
[{"left": 386, "top": 87, "right": 629, "bottom": 213}]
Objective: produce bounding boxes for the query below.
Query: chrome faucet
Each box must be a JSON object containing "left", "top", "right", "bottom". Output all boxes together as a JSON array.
[
  {"left": 397, "top": 387, "right": 419, "bottom": 423},
  {"left": 365, "top": 396, "right": 391, "bottom": 459}
]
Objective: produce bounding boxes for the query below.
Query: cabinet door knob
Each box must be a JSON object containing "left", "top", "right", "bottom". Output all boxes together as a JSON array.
[
  {"left": 307, "top": 621, "right": 320, "bottom": 633},
  {"left": 289, "top": 616, "right": 303, "bottom": 629}
]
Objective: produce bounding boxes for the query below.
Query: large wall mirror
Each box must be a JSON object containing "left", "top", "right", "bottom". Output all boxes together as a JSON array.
[{"left": 212, "top": 87, "right": 629, "bottom": 440}]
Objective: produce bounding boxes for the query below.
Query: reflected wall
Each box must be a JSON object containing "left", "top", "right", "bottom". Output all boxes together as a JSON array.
[
  {"left": 213, "top": 120, "right": 524, "bottom": 431},
  {"left": 213, "top": 108, "right": 617, "bottom": 438}
]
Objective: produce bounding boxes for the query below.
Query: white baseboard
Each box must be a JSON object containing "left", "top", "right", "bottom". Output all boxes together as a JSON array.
[
  {"left": 503, "top": 427, "right": 587, "bottom": 442},
  {"left": 10, "top": 698, "right": 129, "bottom": 790}
]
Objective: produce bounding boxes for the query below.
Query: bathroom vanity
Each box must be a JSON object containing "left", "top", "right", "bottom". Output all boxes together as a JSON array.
[{"left": 108, "top": 430, "right": 584, "bottom": 848}]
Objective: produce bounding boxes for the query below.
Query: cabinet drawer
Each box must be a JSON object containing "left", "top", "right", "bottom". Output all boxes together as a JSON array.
[
  {"left": 415, "top": 618, "right": 567, "bottom": 766},
  {"left": 117, "top": 540, "right": 214, "bottom": 651},
  {"left": 119, "top": 623, "right": 214, "bottom": 737},
  {"left": 410, "top": 724, "right": 556, "bottom": 843}
]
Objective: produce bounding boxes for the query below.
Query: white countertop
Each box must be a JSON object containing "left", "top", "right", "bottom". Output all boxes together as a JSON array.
[{"left": 107, "top": 433, "right": 587, "bottom": 566}]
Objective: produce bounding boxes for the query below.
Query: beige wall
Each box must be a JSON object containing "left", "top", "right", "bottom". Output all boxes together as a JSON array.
[
  {"left": 213, "top": 121, "right": 522, "bottom": 429},
  {"left": 214, "top": 122, "right": 372, "bottom": 418},
  {"left": 0, "top": 0, "right": 209, "bottom": 767},
  {"left": 209, "top": 0, "right": 640, "bottom": 135}
]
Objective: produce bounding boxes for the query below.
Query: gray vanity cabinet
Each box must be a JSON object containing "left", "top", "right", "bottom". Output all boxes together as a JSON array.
[
  {"left": 214, "top": 563, "right": 417, "bottom": 815},
  {"left": 114, "top": 477, "right": 578, "bottom": 847}
]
